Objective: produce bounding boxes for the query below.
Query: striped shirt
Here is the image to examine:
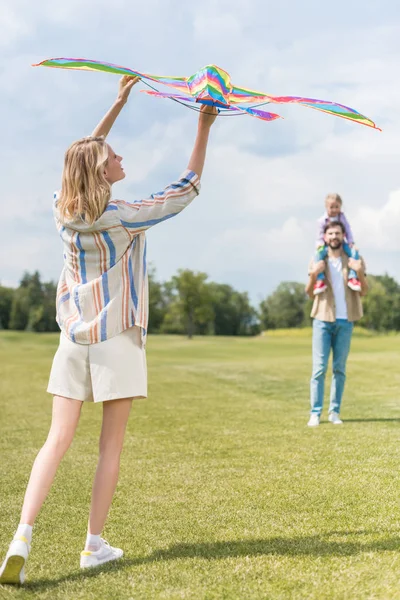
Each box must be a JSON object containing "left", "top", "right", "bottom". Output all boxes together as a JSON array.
[{"left": 54, "top": 169, "right": 200, "bottom": 344}]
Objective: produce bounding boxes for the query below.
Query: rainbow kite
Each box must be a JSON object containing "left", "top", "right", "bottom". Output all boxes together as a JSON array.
[{"left": 34, "top": 57, "right": 380, "bottom": 130}]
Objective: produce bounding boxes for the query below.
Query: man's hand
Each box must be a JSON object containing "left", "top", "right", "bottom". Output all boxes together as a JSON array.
[
  {"left": 348, "top": 258, "right": 363, "bottom": 276},
  {"left": 311, "top": 260, "right": 326, "bottom": 277},
  {"left": 117, "top": 75, "right": 140, "bottom": 105},
  {"left": 305, "top": 260, "right": 325, "bottom": 298}
]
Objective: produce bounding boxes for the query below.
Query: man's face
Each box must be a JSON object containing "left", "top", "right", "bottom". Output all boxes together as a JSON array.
[{"left": 324, "top": 225, "right": 344, "bottom": 249}]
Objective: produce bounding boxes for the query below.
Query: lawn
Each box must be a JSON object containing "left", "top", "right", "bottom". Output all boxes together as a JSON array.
[{"left": 0, "top": 330, "right": 400, "bottom": 599}]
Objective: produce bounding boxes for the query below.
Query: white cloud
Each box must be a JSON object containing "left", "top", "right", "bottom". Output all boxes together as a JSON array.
[
  {"left": 112, "top": 114, "right": 195, "bottom": 186},
  {"left": 355, "top": 191, "right": 400, "bottom": 252},
  {"left": 200, "top": 217, "right": 312, "bottom": 272},
  {"left": 0, "top": 3, "right": 31, "bottom": 47},
  {"left": 194, "top": 13, "right": 243, "bottom": 42},
  {"left": 2, "top": 0, "right": 400, "bottom": 299}
]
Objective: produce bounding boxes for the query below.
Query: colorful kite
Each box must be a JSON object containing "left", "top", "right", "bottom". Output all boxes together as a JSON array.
[{"left": 34, "top": 57, "right": 380, "bottom": 130}]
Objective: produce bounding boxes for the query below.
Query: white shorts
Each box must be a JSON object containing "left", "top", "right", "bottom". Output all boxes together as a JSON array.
[{"left": 47, "top": 326, "right": 147, "bottom": 403}]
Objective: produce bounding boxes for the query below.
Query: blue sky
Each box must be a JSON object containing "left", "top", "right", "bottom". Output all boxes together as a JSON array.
[{"left": 1, "top": 0, "right": 400, "bottom": 303}]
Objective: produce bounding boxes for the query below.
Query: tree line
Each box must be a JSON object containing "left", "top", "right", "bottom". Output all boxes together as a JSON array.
[{"left": 0, "top": 270, "right": 399, "bottom": 336}]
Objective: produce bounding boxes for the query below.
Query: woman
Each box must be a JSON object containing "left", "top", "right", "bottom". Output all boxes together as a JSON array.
[{"left": 0, "top": 75, "right": 217, "bottom": 584}]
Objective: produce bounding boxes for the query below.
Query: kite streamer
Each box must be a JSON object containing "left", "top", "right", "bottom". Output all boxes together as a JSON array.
[{"left": 33, "top": 58, "right": 380, "bottom": 129}]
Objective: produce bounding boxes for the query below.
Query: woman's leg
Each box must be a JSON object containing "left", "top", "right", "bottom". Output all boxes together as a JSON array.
[
  {"left": 87, "top": 397, "right": 132, "bottom": 540},
  {"left": 0, "top": 396, "right": 83, "bottom": 584},
  {"left": 20, "top": 395, "right": 83, "bottom": 525}
]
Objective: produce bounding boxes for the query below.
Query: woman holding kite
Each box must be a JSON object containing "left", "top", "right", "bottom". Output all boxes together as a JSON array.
[{"left": 0, "top": 75, "right": 217, "bottom": 584}]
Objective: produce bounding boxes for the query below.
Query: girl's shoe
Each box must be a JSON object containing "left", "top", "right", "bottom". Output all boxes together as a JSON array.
[
  {"left": 80, "top": 538, "right": 123, "bottom": 569},
  {"left": 313, "top": 280, "right": 327, "bottom": 295},
  {"left": 348, "top": 277, "right": 361, "bottom": 292},
  {"left": 0, "top": 536, "right": 30, "bottom": 585}
]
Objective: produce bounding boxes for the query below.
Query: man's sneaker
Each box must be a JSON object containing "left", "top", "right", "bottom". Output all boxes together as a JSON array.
[
  {"left": 348, "top": 277, "right": 361, "bottom": 292},
  {"left": 307, "top": 414, "right": 320, "bottom": 427},
  {"left": 328, "top": 412, "right": 343, "bottom": 425},
  {"left": 313, "top": 280, "right": 327, "bottom": 295},
  {"left": 80, "top": 538, "right": 123, "bottom": 569},
  {"left": 0, "top": 536, "right": 30, "bottom": 585}
]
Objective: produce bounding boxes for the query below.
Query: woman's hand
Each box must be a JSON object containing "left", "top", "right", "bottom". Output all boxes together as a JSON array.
[
  {"left": 186, "top": 105, "right": 218, "bottom": 179},
  {"left": 117, "top": 75, "right": 140, "bottom": 104},
  {"left": 198, "top": 104, "right": 218, "bottom": 129},
  {"left": 91, "top": 76, "right": 140, "bottom": 138}
]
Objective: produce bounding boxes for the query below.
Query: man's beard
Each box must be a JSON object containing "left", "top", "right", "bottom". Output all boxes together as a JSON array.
[{"left": 328, "top": 240, "right": 342, "bottom": 249}]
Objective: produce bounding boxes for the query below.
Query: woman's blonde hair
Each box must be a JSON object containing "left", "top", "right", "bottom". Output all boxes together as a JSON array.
[
  {"left": 325, "top": 193, "right": 343, "bottom": 206},
  {"left": 58, "top": 136, "right": 111, "bottom": 225}
]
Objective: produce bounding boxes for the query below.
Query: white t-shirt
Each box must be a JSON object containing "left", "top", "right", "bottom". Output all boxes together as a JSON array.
[{"left": 328, "top": 257, "right": 348, "bottom": 320}]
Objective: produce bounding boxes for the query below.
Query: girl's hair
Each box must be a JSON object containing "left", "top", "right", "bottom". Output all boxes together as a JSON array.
[
  {"left": 58, "top": 136, "right": 111, "bottom": 225},
  {"left": 325, "top": 193, "right": 343, "bottom": 206}
]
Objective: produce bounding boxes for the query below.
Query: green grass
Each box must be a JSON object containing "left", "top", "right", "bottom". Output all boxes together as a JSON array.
[{"left": 0, "top": 330, "right": 400, "bottom": 599}]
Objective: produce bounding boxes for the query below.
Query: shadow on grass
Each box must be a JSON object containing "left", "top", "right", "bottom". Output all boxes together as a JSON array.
[
  {"left": 343, "top": 419, "right": 400, "bottom": 423},
  {"left": 22, "top": 529, "right": 400, "bottom": 592},
  {"left": 315, "top": 419, "right": 400, "bottom": 425}
]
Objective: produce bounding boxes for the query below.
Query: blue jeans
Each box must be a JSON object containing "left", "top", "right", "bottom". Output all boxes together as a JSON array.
[
  {"left": 310, "top": 319, "right": 354, "bottom": 415},
  {"left": 316, "top": 243, "right": 359, "bottom": 281}
]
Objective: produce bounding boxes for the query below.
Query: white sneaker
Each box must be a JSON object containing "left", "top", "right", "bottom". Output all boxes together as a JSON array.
[
  {"left": 0, "top": 536, "right": 30, "bottom": 585},
  {"left": 329, "top": 412, "right": 343, "bottom": 425},
  {"left": 80, "top": 538, "right": 123, "bottom": 569},
  {"left": 307, "top": 414, "right": 320, "bottom": 427}
]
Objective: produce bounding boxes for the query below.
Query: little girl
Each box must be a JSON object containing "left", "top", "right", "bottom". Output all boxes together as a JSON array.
[
  {"left": 313, "top": 193, "right": 361, "bottom": 295},
  {"left": 0, "top": 76, "right": 217, "bottom": 584}
]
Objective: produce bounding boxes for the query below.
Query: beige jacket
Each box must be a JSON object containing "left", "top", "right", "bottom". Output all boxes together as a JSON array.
[{"left": 309, "top": 253, "right": 366, "bottom": 322}]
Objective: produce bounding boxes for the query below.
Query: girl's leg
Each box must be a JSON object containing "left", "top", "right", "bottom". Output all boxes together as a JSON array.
[
  {"left": 87, "top": 397, "right": 132, "bottom": 541},
  {"left": 313, "top": 245, "right": 328, "bottom": 294},
  {"left": 315, "top": 245, "right": 328, "bottom": 281},
  {"left": 343, "top": 242, "right": 360, "bottom": 280},
  {"left": 20, "top": 396, "right": 83, "bottom": 525}
]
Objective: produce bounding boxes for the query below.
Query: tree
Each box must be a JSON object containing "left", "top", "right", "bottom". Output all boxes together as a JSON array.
[
  {"left": 37, "top": 281, "right": 58, "bottom": 332},
  {"left": 260, "top": 282, "right": 308, "bottom": 330},
  {"left": 147, "top": 265, "right": 168, "bottom": 333},
  {"left": 360, "top": 274, "right": 400, "bottom": 332},
  {"left": 160, "top": 299, "right": 186, "bottom": 334},
  {"left": 0, "top": 286, "right": 15, "bottom": 329},
  {"left": 9, "top": 287, "right": 31, "bottom": 330},
  {"left": 163, "top": 269, "right": 214, "bottom": 338},
  {"left": 5, "top": 268, "right": 400, "bottom": 335},
  {"left": 8, "top": 272, "right": 58, "bottom": 332},
  {"left": 210, "top": 283, "right": 260, "bottom": 336}
]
